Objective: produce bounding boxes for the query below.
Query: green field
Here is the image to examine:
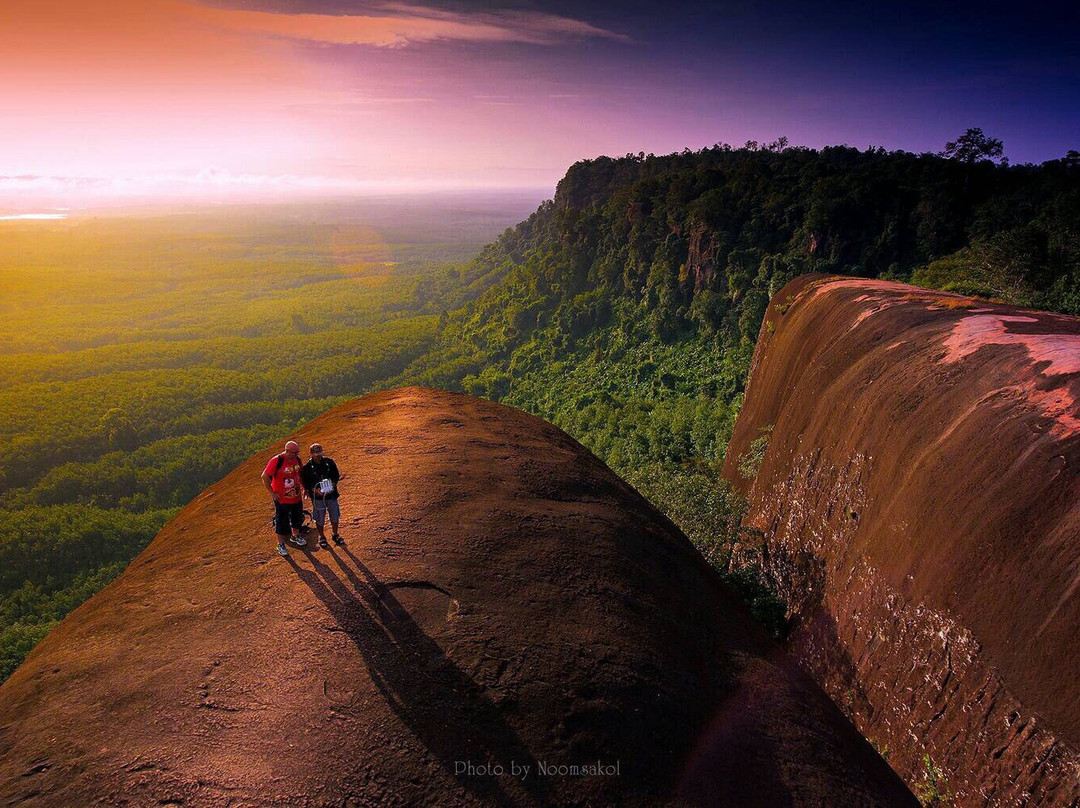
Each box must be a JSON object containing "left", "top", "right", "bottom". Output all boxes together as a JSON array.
[{"left": 0, "top": 195, "right": 540, "bottom": 679}]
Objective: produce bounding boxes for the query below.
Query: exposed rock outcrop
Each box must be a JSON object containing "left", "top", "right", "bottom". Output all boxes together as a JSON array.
[
  {"left": 686, "top": 220, "right": 719, "bottom": 291},
  {"left": 723, "top": 275, "right": 1080, "bottom": 805},
  {"left": 0, "top": 388, "right": 911, "bottom": 807}
]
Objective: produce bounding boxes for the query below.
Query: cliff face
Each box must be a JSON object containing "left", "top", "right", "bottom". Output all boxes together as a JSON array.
[
  {"left": 0, "top": 388, "right": 911, "bottom": 807},
  {"left": 686, "top": 221, "right": 719, "bottom": 292},
  {"left": 723, "top": 275, "right": 1080, "bottom": 805}
]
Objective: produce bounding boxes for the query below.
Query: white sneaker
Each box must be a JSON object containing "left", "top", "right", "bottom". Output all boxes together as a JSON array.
[
  {"left": 277, "top": 542, "right": 289, "bottom": 557},
  {"left": 292, "top": 534, "right": 307, "bottom": 547}
]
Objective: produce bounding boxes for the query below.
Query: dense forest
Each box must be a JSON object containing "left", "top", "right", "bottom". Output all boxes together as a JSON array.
[
  {"left": 3, "top": 140, "right": 1078, "bottom": 680},
  {"left": 393, "top": 137, "right": 1080, "bottom": 631}
]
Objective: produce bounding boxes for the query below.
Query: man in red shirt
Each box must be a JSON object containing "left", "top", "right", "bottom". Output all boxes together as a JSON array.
[{"left": 261, "top": 440, "right": 307, "bottom": 557}]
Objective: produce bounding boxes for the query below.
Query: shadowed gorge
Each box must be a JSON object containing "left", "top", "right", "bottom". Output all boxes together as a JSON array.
[
  {"left": 723, "top": 275, "right": 1080, "bottom": 804},
  {"left": 0, "top": 388, "right": 913, "bottom": 806}
]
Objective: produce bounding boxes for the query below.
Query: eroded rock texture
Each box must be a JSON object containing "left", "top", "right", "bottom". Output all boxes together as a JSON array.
[
  {"left": 723, "top": 275, "right": 1080, "bottom": 805},
  {"left": 0, "top": 388, "right": 911, "bottom": 806}
]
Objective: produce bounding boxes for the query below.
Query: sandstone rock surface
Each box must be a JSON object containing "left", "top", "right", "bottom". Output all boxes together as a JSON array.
[
  {"left": 0, "top": 388, "right": 911, "bottom": 806},
  {"left": 724, "top": 275, "right": 1080, "bottom": 805}
]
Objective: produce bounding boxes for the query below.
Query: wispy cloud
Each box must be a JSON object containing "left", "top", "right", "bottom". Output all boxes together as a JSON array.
[
  {"left": 473, "top": 93, "right": 520, "bottom": 106},
  {"left": 185, "top": 1, "right": 631, "bottom": 48},
  {"left": 0, "top": 170, "right": 536, "bottom": 201},
  {"left": 0, "top": 171, "right": 380, "bottom": 195},
  {"left": 282, "top": 95, "right": 436, "bottom": 114}
]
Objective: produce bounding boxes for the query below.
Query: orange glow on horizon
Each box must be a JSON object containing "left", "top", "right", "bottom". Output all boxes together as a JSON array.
[{"left": 0, "top": 0, "right": 635, "bottom": 200}]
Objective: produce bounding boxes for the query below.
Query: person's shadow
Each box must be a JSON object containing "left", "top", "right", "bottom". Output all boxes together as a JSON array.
[{"left": 285, "top": 546, "right": 549, "bottom": 806}]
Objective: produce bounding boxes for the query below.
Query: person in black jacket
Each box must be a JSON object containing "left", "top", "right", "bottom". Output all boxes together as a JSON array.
[{"left": 301, "top": 442, "right": 343, "bottom": 549}]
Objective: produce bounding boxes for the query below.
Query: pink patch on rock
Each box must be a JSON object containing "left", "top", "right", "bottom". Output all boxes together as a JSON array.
[
  {"left": 943, "top": 315, "right": 1080, "bottom": 376},
  {"left": 942, "top": 314, "right": 1080, "bottom": 438}
]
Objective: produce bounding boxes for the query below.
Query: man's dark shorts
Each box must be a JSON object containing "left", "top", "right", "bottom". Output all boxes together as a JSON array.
[{"left": 274, "top": 500, "right": 304, "bottom": 536}]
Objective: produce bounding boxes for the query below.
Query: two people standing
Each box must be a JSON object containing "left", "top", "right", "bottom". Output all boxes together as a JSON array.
[{"left": 261, "top": 440, "right": 344, "bottom": 557}]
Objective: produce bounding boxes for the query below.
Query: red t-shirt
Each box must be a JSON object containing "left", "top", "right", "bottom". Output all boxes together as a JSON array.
[{"left": 264, "top": 453, "right": 304, "bottom": 504}]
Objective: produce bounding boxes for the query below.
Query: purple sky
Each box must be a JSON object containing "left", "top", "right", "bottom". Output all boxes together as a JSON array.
[{"left": 2, "top": 0, "right": 1076, "bottom": 204}]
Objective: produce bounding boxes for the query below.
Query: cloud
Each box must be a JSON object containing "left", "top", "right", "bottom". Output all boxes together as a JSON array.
[
  {"left": 282, "top": 95, "right": 436, "bottom": 113},
  {"left": 0, "top": 170, "right": 531, "bottom": 202},
  {"left": 183, "top": 1, "right": 631, "bottom": 48},
  {"left": 473, "top": 93, "right": 520, "bottom": 106},
  {"left": 0, "top": 171, "right": 368, "bottom": 193},
  {"left": 0, "top": 175, "right": 111, "bottom": 193}
]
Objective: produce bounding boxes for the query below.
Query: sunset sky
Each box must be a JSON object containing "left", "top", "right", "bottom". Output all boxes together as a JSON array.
[{"left": 2, "top": 0, "right": 1078, "bottom": 204}]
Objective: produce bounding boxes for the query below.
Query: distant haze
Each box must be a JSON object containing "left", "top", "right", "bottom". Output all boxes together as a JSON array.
[{"left": 1, "top": 0, "right": 1077, "bottom": 206}]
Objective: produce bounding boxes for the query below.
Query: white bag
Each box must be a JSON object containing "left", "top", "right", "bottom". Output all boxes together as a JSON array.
[{"left": 317, "top": 479, "right": 334, "bottom": 496}]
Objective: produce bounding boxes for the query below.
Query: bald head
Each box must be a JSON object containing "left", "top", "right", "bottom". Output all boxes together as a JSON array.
[{"left": 284, "top": 441, "right": 300, "bottom": 455}]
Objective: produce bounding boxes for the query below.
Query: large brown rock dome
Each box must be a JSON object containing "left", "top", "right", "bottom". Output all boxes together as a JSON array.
[{"left": 0, "top": 387, "right": 911, "bottom": 806}]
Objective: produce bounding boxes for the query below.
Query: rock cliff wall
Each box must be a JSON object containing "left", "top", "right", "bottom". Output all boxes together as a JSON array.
[{"left": 723, "top": 275, "right": 1080, "bottom": 805}]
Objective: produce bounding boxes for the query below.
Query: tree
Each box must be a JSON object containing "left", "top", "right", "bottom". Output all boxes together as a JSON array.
[{"left": 940, "top": 128, "right": 1005, "bottom": 164}]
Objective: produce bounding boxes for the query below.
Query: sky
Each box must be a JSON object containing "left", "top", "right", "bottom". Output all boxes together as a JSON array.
[{"left": 1, "top": 0, "right": 1077, "bottom": 204}]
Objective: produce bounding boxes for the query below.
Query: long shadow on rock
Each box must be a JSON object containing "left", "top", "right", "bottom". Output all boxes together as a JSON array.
[{"left": 286, "top": 547, "right": 549, "bottom": 807}]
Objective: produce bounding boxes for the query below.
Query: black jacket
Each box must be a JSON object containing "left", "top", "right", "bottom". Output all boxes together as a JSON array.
[{"left": 301, "top": 457, "right": 340, "bottom": 500}]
